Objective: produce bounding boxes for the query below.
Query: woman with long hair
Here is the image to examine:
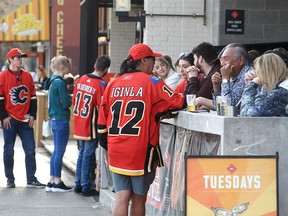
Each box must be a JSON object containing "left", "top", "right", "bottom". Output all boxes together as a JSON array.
[{"left": 241, "top": 53, "right": 288, "bottom": 116}]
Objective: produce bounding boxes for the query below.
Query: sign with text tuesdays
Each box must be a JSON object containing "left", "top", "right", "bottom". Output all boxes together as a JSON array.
[{"left": 186, "top": 156, "right": 278, "bottom": 216}]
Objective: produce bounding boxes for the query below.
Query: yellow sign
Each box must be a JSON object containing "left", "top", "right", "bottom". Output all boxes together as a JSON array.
[
  {"left": 186, "top": 156, "right": 278, "bottom": 216},
  {"left": 0, "top": 0, "right": 50, "bottom": 41}
]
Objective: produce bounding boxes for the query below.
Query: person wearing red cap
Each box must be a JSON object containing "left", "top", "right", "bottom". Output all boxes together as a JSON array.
[
  {"left": 0, "top": 48, "right": 45, "bottom": 188},
  {"left": 97, "top": 43, "right": 186, "bottom": 216}
]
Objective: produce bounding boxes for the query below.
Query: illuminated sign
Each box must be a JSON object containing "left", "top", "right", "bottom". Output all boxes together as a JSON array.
[
  {"left": 0, "top": 0, "right": 50, "bottom": 41},
  {"left": 113, "top": 0, "right": 131, "bottom": 12},
  {"left": 12, "top": 14, "right": 42, "bottom": 36},
  {"left": 186, "top": 156, "right": 278, "bottom": 216}
]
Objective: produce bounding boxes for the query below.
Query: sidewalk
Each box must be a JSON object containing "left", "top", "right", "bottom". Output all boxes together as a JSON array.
[
  {"left": 0, "top": 130, "right": 112, "bottom": 216},
  {"left": 42, "top": 137, "right": 116, "bottom": 213}
]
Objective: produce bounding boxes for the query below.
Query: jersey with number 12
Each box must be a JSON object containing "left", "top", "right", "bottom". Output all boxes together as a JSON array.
[{"left": 97, "top": 71, "right": 184, "bottom": 176}]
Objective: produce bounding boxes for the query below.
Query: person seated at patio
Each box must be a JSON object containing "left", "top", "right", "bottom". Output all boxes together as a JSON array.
[
  {"left": 211, "top": 43, "right": 253, "bottom": 107},
  {"left": 174, "top": 52, "right": 204, "bottom": 94},
  {"left": 240, "top": 53, "right": 288, "bottom": 117},
  {"left": 184, "top": 42, "right": 221, "bottom": 110},
  {"left": 153, "top": 55, "right": 180, "bottom": 90}
]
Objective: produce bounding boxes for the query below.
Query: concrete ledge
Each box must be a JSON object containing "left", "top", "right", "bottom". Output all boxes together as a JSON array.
[{"left": 100, "top": 189, "right": 115, "bottom": 212}]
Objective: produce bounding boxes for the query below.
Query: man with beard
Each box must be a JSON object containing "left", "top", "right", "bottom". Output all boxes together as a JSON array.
[{"left": 185, "top": 42, "right": 221, "bottom": 110}]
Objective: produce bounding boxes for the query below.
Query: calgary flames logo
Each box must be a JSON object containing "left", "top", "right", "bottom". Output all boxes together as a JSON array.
[{"left": 9, "top": 85, "right": 28, "bottom": 105}]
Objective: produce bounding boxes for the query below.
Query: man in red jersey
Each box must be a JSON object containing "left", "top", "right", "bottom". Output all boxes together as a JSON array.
[
  {"left": 73, "top": 55, "right": 111, "bottom": 197},
  {"left": 97, "top": 44, "right": 186, "bottom": 216},
  {"left": 0, "top": 48, "right": 45, "bottom": 188}
]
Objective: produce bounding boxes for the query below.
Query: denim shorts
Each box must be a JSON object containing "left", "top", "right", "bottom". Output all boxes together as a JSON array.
[{"left": 112, "top": 166, "right": 156, "bottom": 196}]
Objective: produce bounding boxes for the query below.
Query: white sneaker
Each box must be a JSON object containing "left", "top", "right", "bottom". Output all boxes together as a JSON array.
[{"left": 51, "top": 182, "right": 72, "bottom": 192}]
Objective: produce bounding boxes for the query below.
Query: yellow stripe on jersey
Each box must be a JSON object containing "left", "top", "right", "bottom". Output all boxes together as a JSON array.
[
  {"left": 98, "top": 128, "right": 107, "bottom": 133},
  {"left": 156, "top": 145, "right": 164, "bottom": 167},
  {"left": 10, "top": 114, "right": 29, "bottom": 122},
  {"left": 109, "top": 165, "right": 144, "bottom": 176},
  {"left": 147, "top": 147, "right": 154, "bottom": 173},
  {"left": 73, "top": 135, "right": 91, "bottom": 140}
]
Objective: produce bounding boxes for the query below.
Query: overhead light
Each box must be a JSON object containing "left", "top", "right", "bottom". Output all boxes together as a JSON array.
[{"left": 113, "top": 0, "right": 131, "bottom": 12}]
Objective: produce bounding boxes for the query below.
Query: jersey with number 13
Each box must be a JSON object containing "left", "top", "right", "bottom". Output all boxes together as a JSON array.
[{"left": 73, "top": 74, "right": 106, "bottom": 140}]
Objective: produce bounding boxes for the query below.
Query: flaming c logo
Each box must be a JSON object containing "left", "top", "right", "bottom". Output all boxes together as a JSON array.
[{"left": 9, "top": 85, "right": 28, "bottom": 105}]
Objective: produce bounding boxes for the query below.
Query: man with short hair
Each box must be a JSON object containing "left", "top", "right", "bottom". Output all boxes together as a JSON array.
[
  {"left": 0, "top": 48, "right": 45, "bottom": 188},
  {"left": 73, "top": 55, "right": 111, "bottom": 197},
  {"left": 185, "top": 42, "right": 221, "bottom": 100},
  {"left": 212, "top": 43, "right": 253, "bottom": 106}
]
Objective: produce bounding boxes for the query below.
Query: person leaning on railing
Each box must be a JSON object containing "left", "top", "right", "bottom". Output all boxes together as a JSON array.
[{"left": 240, "top": 53, "right": 288, "bottom": 117}]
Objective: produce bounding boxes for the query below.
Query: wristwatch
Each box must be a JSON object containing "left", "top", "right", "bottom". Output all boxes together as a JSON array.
[{"left": 222, "top": 79, "right": 229, "bottom": 83}]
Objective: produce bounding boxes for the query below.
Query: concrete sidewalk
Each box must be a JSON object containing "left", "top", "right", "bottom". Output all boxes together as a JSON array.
[{"left": 0, "top": 130, "right": 112, "bottom": 216}]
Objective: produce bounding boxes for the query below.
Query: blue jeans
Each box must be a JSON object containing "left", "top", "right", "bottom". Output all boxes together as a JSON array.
[
  {"left": 50, "top": 119, "right": 69, "bottom": 178},
  {"left": 75, "top": 139, "right": 98, "bottom": 192},
  {"left": 2, "top": 119, "right": 37, "bottom": 183}
]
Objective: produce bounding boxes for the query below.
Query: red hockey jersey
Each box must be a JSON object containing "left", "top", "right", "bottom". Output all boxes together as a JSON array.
[
  {"left": 97, "top": 71, "right": 185, "bottom": 176},
  {"left": 72, "top": 74, "right": 106, "bottom": 140},
  {"left": 0, "top": 69, "right": 37, "bottom": 122}
]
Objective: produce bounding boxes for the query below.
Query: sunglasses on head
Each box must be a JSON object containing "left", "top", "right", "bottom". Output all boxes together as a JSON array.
[{"left": 179, "top": 52, "right": 193, "bottom": 59}]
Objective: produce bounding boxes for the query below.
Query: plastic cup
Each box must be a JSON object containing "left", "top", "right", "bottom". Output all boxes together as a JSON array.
[{"left": 186, "top": 94, "right": 196, "bottom": 111}]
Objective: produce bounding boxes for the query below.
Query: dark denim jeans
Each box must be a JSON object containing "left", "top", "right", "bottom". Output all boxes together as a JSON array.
[
  {"left": 3, "top": 119, "right": 37, "bottom": 183},
  {"left": 50, "top": 119, "right": 69, "bottom": 178},
  {"left": 75, "top": 139, "right": 98, "bottom": 192}
]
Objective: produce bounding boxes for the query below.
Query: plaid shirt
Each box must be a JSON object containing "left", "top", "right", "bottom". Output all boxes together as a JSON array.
[{"left": 213, "top": 65, "right": 253, "bottom": 106}]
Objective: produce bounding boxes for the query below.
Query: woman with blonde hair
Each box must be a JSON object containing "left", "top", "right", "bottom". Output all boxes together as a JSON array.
[
  {"left": 153, "top": 56, "right": 180, "bottom": 90},
  {"left": 44, "top": 56, "right": 73, "bottom": 192},
  {"left": 241, "top": 53, "right": 288, "bottom": 116}
]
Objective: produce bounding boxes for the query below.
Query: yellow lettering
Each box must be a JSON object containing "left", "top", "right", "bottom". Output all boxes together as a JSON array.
[
  {"left": 57, "top": 11, "right": 64, "bottom": 23},
  {"left": 56, "top": 49, "right": 63, "bottom": 56},
  {"left": 57, "top": 23, "right": 64, "bottom": 35},
  {"left": 57, "top": 36, "right": 63, "bottom": 48},
  {"left": 57, "top": 0, "right": 64, "bottom": 5}
]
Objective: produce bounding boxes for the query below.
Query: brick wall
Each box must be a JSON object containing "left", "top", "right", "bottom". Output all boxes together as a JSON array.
[
  {"left": 145, "top": 0, "right": 212, "bottom": 64},
  {"left": 217, "top": 0, "right": 288, "bottom": 45},
  {"left": 109, "top": 12, "right": 137, "bottom": 72}
]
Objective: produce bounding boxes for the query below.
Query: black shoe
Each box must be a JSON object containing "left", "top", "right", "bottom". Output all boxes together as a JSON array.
[
  {"left": 74, "top": 187, "right": 82, "bottom": 194},
  {"left": 45, "top": 182, "right": 53, "bottom": 192},
  {"left": 27, "top": 180, "right": 46, "bottom": 188},
  {"left": 82, "top": 189, "right": 99, "bottom": 197},
  {"left": 52, "top": 182, "right": 72, "bottom": 192},
  {"left": 7, "top": 182, "right": 15, "bottom": 188}
]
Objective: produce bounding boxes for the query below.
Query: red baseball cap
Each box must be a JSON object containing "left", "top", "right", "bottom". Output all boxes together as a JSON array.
[
  {"left": 7, "top": 48, "right": 28, "bottom": 59},
  {"left": 128, "top": 43, "right": 161, "bottom": 61}
]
